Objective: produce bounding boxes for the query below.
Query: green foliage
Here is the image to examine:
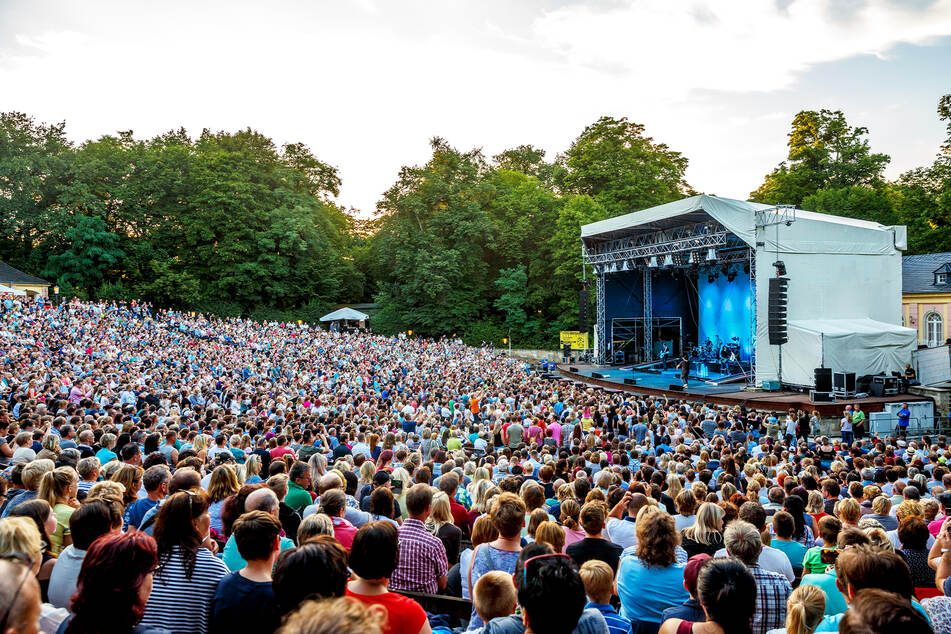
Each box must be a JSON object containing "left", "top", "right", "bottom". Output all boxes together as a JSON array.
[
  {"left": 560, "top": 116, "right": 692, "bottom": 217},
  {"left": 45, "top": 216, "right": 125, "bottom": 291},
  {"left": 751, "top": 109, "right": 890, "bottom": 206}
]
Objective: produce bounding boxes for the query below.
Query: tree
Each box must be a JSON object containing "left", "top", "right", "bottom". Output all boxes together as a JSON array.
[
  {"left": 560, "top": 116, "right": 692, "bottom": 217},
  {"left": 45, "top": 216, "right": 125, "bottom": 291},
  {"left": 751, "top": 109, "right": 890, "bottom": 206},
  {"left": 494, "top": 265, "right": 529, "bottom": 338}
]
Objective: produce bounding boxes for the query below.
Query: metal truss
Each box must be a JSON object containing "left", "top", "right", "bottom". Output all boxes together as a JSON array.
[
  {"left": 595, "top": 272, "right": 606, "bottom": 364},
  {"left": 748, "top": 248, "right": 756, "bottom": 385},
  {"left": 643, "top": 269, "right": 652, "bottom": 360},
  {"left": 583, "top": 221, "right": 730, "bottom": 266},
  {"left": 755, "top": 204, "right": 797, "bottom": 228}
]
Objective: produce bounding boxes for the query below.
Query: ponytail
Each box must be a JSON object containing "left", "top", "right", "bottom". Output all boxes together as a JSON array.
[
  {"left": 38, "top": 467, "right": 75, "bottom": 507},
  {"left": 785, "top": 585, "right": 825, "bottom": 634}
]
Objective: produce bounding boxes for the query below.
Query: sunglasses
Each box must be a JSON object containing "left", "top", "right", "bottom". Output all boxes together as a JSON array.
[
  {"left": 513, "top": 553, "right": 572, "bottom": 587},
  {"left": 0, "top": 552, "right": 33, "bottom": 631}
]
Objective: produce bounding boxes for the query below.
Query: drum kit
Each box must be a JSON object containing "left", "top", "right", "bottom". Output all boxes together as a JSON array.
[{"left": 690, "top": 335, "right": 742, "bottom": 370}]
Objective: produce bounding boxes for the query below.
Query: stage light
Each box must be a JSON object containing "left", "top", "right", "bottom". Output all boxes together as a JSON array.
[
  {"left": 705, "top": 248, "right": 717, "bottom": 262},
  {"left": 773, "top": 260, "right": 787, "bottom": 276},
  {"left": 620, "top": 260, "right": 631, "bottom": 271},
  {"left": 648, "top": 256, "right": 658, "bottom": 268},
  {"left": 708, "top": 273, "right": 716, "bottom": 283},
  {"left": 727, "top": 269, "right": 737, "bottom": 282},
  {"left": 663, "top": 254, "right": 674, "bottom": 267},
  {"left": 608, "top": 262, "right": 618, "bottom": 273},
  {"left": 743, "top": 263, "right": 750, "bottom": 274}
]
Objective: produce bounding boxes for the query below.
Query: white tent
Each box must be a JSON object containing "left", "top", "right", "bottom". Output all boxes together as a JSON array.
[
  {"left": 784, "top": 319, "right": 917, "bottom": 387},
  {"left": 0, "top": 284, "right": 25, "bottom": 296},
  {"left": 319, "top": 307, "right": 369, "bottom": 322},
  {"left": 582, "top": 195, "right": 909, "bottom": 386}
]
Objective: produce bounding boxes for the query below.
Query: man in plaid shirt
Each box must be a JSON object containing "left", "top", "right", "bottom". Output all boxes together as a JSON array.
[
  {"left": 725, "top": 520, "right": 791, "bottom": 634},
  {"left": 389, "top": 483, "right": 449, "bottom": 594}
]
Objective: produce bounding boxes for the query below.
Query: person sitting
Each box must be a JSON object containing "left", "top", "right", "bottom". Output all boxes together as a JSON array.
[
  {"left": 617, "top": 508, "right": 690, "bottom": 634},
  {"left": 319, "top": 489, "right": 358, "bottom": 550},
  {"left": 58, "top": 531, "right": 160, "bottom": 634},
  {"left": 896, "top": 516, "right": 935, "bottom": 589},
  {"left": 480, "top": 542, "right": 607, "bottom": 634},
  {"left": 661, "top": 554, "right": 711, "bottom": 624},
  {"left": 0, "top": 557, "right": 42, "bottom": 634},
  {"left": 579, "top": 560, "right": 632, "bottom": 634},
  {"left": 658, "top": 557, "right": 757, "bottom": 634},
  {"left": 722, "top": 520, "right": 791, "bottom": 634},
  {"left": 277, "top": 596, "right": 385, "bottom": 634},
  {"left": 798, "top": 528, "right": 868, "bottom": 618},
  {"left": 802, "top": 516, "right": 841, "bottom": 575},
  {"left": 48, "top": 500, "right": 121, "bottom": 609},
  {"left": 814, "top": 544, "right": 926, "bottom": 632},
  {"left": 716, "top": 502, "right": 794, "bottom": 583},
  {"left": 272, "top": 535, "right": 349, "bottom": 617},
  {"left": 772, "top": 584, "right": 825, "bottom": 634},
  {"left": 680, "top": 503, "right": 724, "bottom": 559},
  {"left": 138, "top": 491, "right": 230, "bottom": 634},
  {"left": 472, "top": 571, "right": 518, "bottom": 629},
  {"left": 345, "top": 521, "right": 431, "bottom": 634},
  {"left": 606, "top": 491, "right": 650, "bottom": 550},
  {"left": 390, "top": 484, "right": 448, "bottom": 594},
  {"left": 567, "top": 501, "right": 624, "bottom": 574},
  {"left": 221, "top": 488, "right": 295, "bottom": 571},
  {"left": 838, "top": 588, "right": 932, "bottom": 633},
  {"left": 211, "top": 510, "right": 282, "bottom": 634},
  {"left": 769, "top": 511, "right": 807, "bottom": 578}
]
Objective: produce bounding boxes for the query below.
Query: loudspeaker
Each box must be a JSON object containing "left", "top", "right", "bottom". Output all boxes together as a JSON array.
[
  {"left": 623, "top": 378, "right": 637, "bottom": 385},
  {"left": 579, "top": 289, "right": 590, "bottom": 332},
  {"left": 768, "top": 277, "right": 789, "bottom": 345},
  {"left": 810, "top": 390, "right": 835, "bottom": 403},
  {"left": 814, "top": 368, "right": 833, "bottom": 392},
  {"left": 591, "top": 372, "right": 607, "bottom": 379},
  {"left": 668, "top": 384, "right": 684, "bottom": 392}
]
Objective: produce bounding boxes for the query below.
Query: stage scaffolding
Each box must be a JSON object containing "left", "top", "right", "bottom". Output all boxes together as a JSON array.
[{"left": 584, "top": 219, "right": 751, "bottom": 367}]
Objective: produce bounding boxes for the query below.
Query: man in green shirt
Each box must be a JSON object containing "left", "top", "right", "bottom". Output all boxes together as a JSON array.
[
  {"left": 851, "top": 405, "right": 865, "bottom": 439},
  {"left": 284, "top": 462, "right": 313, "bottom": 514}
]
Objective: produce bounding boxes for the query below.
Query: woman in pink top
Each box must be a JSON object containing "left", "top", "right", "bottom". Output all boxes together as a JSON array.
[{"left": 560, "top": 498, "right": 586, "bottom": 549}]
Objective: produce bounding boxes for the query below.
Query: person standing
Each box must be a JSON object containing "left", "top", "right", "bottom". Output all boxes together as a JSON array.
[
  {"left": 840, "top": 412, "right": 853, "bottom": 447},
  {"left": 678, "top": 356, "right": 690, "bottom": 389},
  {"left": 851, "top": 405, "right": 865, "bottom": 440},
  {"left": 897, "top": 403, "right": 911, "bottom": 438}
]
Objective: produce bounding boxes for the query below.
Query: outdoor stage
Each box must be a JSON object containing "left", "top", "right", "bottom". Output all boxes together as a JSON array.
[{"left": 557, "top": 363, "right": 914, "bottom": 415}]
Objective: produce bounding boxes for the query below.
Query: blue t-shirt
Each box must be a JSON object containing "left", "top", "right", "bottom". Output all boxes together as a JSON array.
[
  {"left": 898, "top": 408, "right": 911, "bottom": 426},
  {"left": 95, "top": 448, "right": 117, "bottom": 464},
  {"left": 618, "top": 557, "right": 689, "bottom": 624}
]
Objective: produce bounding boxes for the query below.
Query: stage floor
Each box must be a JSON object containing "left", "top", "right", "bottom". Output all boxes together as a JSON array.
[{"left": 558, "top": 364, "right": 921, "bottom": 415}]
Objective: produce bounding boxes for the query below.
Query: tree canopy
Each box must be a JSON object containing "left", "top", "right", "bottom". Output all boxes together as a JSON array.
[{"left": 2, "top": 98, "right": 950, "bottom": 346}]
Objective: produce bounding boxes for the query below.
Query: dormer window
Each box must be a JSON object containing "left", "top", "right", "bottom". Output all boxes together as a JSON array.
[{"left": 938, "top": 273, "right": 948, "bottom": 285}]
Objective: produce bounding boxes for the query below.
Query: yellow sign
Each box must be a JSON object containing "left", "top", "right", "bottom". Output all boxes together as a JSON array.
[{"left": 560, "top": 331, "right": 589, "bottom": 350}]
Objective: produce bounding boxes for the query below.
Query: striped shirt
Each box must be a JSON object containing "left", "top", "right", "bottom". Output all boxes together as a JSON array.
[
  {"left": 389, "top": 518, "right": 448, "bottom": 594},
  {"left": 140, "top": 546, "right": 230, "bottom": 634},
  {"left": 585, "top": 602, "right": 633, "bottom": 634}
]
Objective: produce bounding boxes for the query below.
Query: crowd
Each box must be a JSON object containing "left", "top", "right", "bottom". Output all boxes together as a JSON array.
[{"left": 0, "top": 295, "right": 948, "bottom": 634}]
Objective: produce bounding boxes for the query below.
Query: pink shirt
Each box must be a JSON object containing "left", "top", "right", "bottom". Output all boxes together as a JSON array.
[{"left": 332, "top": 516, "right": 358, "bottom": 549}]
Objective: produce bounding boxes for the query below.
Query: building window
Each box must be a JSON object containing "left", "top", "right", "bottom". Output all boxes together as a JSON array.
[
  {"left": 938, "top": 273, "right": 948, "bottom": 285},
  {"left": 926, "top": 312, "right": 944, "bottom": 347}
]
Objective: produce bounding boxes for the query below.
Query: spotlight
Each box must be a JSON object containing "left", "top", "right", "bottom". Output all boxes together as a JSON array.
[
  {"left": 708, "top": 273, "right": 716, "bottom": 284},
  {"left": 773, "top": 260, "right": 787, "bottom": 276},
  {"left": 648, "top": 256, "right": 658, "bottom": 268},
  {"left": 663, "top": 254, "right": 674, "bottom": 267},
  {"left": 727, "top": 269, "right": 737, "bottom": 282},
  {"left": 705, "top": 248, "right": 717, "bottom": 262}
]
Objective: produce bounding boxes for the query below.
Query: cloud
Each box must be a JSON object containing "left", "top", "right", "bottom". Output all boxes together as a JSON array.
[
  {"left": 532, "top": 0, "right": 951, "bottom": 94},
  {"left": 0, "top": 1, "right": 949, "bottom": 215}
]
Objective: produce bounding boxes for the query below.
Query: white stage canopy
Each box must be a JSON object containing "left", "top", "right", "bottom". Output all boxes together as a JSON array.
[
  {"left": 319, "top": 307, "right": 369, "bottom": 322},
  {"left": 582, "top": 195, "right": 909, "bottom": 386}
]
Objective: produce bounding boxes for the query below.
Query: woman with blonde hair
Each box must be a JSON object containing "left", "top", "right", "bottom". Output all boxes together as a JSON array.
[
  {"left": 37, "top": 434, "right": 61, "bottom": 461},
  {"left": 206, "top": 465, "right": 239, "bottom": 535},
  {"left": 38, "top": 466, "right": 79, "bottom": 554},
  {"left": 534, "top": 520, "right": 566, "bottom": 554},
  {"left": 681, "top": 502, "right": 725, "bottom": 558},
  {"left": 459, "top": 515, "right": 499, "bottom": 599},
  {"left": 835, "top": 498, "right": 862, "bottom": 528},
  {"left": 426, "top": 491, "right": 462, "bottom": 565},
  {"left": 780, "top": 584, "right": 825, "bottom": 634},
  {"left": 244, "top": 453, "right": 263, "bottom": 484},
  {"left": 111, "top": 464, "right": 144, "bottom": 508},
  {"left": 297, "top": 513, "right": 334, "bottom": 543},
  {"left": 666, "top": 474, "right": 683, "bottom": 503}
]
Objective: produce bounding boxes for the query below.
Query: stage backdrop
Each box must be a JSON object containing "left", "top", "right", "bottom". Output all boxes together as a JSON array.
[{"left": 697, "top": 268, "right": 752, "bottom": 360}]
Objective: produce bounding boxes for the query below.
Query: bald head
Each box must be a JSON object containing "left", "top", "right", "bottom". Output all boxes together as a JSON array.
[
  {"left": 627, "top": 493, "right": 650, "bottom": 516},
  {"left": 318, "top": 472, "right": 343, "bottom": 495},
  {"left": 245, "top": 488, "right": 280, "bottom": 515}
]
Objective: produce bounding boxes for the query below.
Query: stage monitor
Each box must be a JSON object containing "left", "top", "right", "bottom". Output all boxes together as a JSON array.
[{"left": 698, "top": 267, "right": 752, "bottom": 360}]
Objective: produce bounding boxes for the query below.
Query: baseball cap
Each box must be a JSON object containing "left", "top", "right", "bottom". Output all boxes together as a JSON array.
[{"left": 683, "top": 553, "right": 712, "bottom": 596}]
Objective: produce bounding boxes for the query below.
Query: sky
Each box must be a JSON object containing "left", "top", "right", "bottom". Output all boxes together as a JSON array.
[{"left": 1, "top": 0, "right": 950, "bottom": 216}]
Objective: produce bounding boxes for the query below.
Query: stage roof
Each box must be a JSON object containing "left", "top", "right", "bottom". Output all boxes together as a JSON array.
[
  {"left": 319, "top": 307, "right": 369, "bottom": 322},
  {"left": 581, "top": 194, "right": 905, "bottom": 256}
]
